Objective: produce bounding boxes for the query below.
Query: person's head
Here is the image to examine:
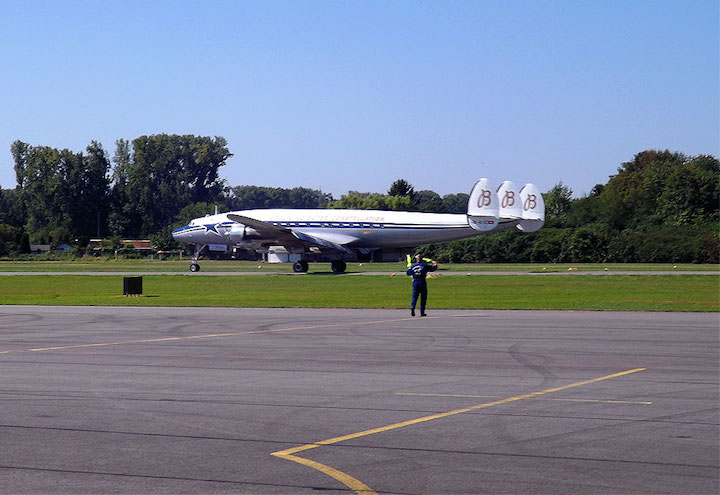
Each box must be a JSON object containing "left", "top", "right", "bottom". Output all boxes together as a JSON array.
[{"left": 414, "top": 254, "right": 421, "bottom": 262}]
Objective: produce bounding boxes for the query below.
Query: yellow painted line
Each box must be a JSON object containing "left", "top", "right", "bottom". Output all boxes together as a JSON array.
[
  {"left": 271, "top": 452, "right": 375, "bottom": 494},
  {"left": 1, "top": 317, "right": 417, "bottom": 355},
  {"left": 272, "top": 368, "right": 646, "bottom": 494},
  {"left": 547, "top": 397, "right": 652, "bottom": 405},
  {"left": 1, "top": 313, "right": 478, "bottom": 355},
  {"left": 396, "top": 392, "right": 652, "bottom": 405}
]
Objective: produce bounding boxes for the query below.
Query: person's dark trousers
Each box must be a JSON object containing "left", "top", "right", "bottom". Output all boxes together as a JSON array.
[{"left": 411, "top": 282, "right": 428, "bottom": 315}]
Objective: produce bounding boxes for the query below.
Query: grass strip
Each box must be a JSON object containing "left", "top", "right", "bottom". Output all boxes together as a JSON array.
[
  {"left": 0, "top": 274, "right": 717, "bottom": 312},
  {"left": 0, "top": 260, "right": 718, "bottom": 272}
]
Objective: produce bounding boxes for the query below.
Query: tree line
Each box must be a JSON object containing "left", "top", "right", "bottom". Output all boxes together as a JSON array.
[
  {"left": 421, "top": 151, "right": 719, "bottom": 263},
  {"left": 0, "top": 135, "right": 717, "bottom": 262}
]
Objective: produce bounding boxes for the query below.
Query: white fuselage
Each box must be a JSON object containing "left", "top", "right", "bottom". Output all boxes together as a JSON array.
[
  {"left": 175, "top": 208, "right": 487, "bottom": 249},
  {"left": 171, "top": 179, "right": 543, "bottom": 271}
]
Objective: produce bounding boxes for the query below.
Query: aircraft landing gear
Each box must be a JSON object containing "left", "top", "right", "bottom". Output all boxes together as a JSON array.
[
  {"left": 331, "top": 260, "right": 346, "bottom": 274},
  {"left": 189, "top": 244, "right": 207, "bottom": 272},
  {"left": 292, "top": 260, "right": 309, "bottom": 273}
]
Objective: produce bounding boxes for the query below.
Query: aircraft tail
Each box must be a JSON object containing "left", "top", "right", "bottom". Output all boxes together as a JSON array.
[
  {"left": 517, "top": 183, "right": 545, "bottom": 232},
  {"left": 467, "top": 178, "right": 499, "bottom": 232},
  {"left": 467, "top": 178, "right": 544, "bottom": 233}
]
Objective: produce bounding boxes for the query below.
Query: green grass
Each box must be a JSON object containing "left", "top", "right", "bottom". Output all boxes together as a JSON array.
[
  {"left": 0, "top": 274, "right": 717, "bottom": 311},
  {"left": 0, "top": 259, "right": 718, "bottom": 273}
]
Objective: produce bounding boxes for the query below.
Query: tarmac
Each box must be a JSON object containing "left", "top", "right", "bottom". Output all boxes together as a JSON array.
[{"left": 0, "top": 306, "right": 718, "bottom": 494}]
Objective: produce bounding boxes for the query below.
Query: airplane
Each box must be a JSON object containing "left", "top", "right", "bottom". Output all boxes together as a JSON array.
[{"left": 171, "top": 178, "right": 545, "bottom": 273}]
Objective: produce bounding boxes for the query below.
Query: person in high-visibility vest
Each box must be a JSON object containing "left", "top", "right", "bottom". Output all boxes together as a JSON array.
[
  {"left": 407, "top": 254, "right": 434, "bottom": 268},
  {"left": 406, "top": 254, "right": 438, "bottom": 316}
]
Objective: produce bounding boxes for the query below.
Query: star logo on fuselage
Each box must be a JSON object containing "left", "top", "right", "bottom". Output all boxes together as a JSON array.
[{"left": 203, "top": 224, "right": 223, "bottom": 237}]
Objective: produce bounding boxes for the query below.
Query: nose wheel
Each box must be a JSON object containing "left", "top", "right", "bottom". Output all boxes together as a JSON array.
[{"left": 188, "top": 244, "right": 207, "bottom": 272}]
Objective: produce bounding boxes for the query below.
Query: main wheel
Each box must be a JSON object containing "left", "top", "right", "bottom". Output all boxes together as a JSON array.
[
  {"left": 331, "top": 260, "right": 346, "bottom": 273},
  {"left": 293, "top": 261, "right": 309, "bottom": 273},
  {"left": 189, "top": 263, "right": 200, "bottom": 272}
]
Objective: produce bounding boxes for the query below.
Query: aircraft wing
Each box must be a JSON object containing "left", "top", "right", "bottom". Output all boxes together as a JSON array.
[{"left": 227, "top": 214, "right": 354, "bottom": 255}]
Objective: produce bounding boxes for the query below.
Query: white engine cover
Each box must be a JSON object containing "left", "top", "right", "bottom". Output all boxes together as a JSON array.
[{"left": 226, "top": 223, "right": 246, "bottom": 242}]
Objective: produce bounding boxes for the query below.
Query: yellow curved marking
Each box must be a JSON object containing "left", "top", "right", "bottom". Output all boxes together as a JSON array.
[
  {"left": 272, "top": 368, "right": 645, "bottom": 494},
  {"left": 271, "top": 452, "right": 376, "bottom": 494}
]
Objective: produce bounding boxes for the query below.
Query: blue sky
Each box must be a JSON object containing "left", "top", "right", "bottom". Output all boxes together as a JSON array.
[{"left": 0, "top": 0, "right": 717, "bottom": 198}]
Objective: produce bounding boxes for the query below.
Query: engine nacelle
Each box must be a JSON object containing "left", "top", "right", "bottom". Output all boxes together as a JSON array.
[{"left": 226, "top": 223, "right": 246, "bottom": 242}]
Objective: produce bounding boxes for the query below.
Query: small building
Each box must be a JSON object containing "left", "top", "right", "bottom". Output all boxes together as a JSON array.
[
  {"left": 30, "top": 244, "right": 51, "bottom": 254},
  {"left": 123, "top": 240, "right": 152, "bottom": 249}
]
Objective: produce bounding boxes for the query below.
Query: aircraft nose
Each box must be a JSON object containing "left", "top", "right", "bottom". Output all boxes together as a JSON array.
[{"left": 172, "top": 225, "right": 193, "bottom": 241}]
